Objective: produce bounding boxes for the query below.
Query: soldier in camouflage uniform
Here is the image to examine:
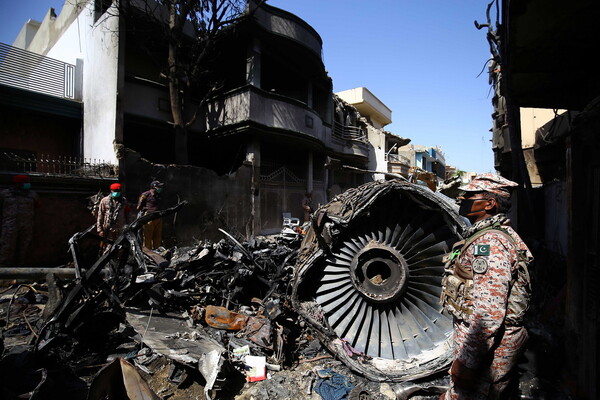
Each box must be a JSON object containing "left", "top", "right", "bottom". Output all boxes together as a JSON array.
[
  {"left": 440, "top": 174, "right": 533, "bottom": 400},
  {"left": 97, "top": 183, "right": 131, "bottom": 249},
  {"left": 0, "top": 174, "right": 40, "bottom": 266}
]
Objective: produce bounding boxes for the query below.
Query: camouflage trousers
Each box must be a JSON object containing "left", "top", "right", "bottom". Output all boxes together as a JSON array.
[
  {"left": 100, "top": 227, "right": 124, "bottom": 254},
  {"left": 444, "top": 323, "right": 528, "bottom": 400},
  {"left": 0, "top": 221, "right": 33, "bottom": 266}
]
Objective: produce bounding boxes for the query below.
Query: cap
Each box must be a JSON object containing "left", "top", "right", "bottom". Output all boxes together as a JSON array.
[
  {"left": 110, "top": 183, "right": 122, "bottom": 191},
  {"left": 458, "top": 173, "right": 518, "bottom": 198},
  {"left": 12, "top": 174, "right": 30, "bottom": 183},
  {"left": 151, "top": 180, "right": 164, "bottom": 188}
]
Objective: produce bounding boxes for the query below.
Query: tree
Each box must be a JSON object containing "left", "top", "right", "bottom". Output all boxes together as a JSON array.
[{"left": 119, "top": 0, "right": 256, "bottom": 164}]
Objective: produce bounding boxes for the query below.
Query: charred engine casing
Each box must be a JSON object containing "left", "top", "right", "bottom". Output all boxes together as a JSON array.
[{"left": 292, "top": 180, "right": 468, "bottom": 381}]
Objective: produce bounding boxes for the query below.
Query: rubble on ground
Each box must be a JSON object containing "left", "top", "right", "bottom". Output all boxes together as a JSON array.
[
  {"left": 0, "top": 181, "right": 475, "bottom": 399},
  {"left": 0, "top": 180, "right": 574, "bottom": 399}
]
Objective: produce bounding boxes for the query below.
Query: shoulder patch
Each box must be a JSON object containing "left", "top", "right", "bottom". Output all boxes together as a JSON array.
[
  {"left": 473, "top": 244, "right": 490, "bottom": 256},
  {"left": 472, "top": 258, "right": 489, "bottom": 274}
]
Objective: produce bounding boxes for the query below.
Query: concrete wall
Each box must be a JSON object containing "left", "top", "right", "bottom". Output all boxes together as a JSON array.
[
  {"left": 82, "top": 3, "right": 120, "bottom": 163},
  {"left": 520, "top": 108, "right": 566, "bottom": 149},
  {"left": 123, "top": 80, "right": 172, "bottom": 122},
  {"left": 12, "top": 19, "right": 41, "bottom": 48},
  {"left": 366, "top": 125, "right": 387, "bottom": 180},
  {"left": 519, "top": 108, "right": 567, "bottom": 186},
  {"left": 399, "top": 144, "right": 416, "bottom": 167},
  {"left": 120, "top": 148, "right": 254, "bottom": 244},
  {"left": 42, "top": 6, "right": 87, "bottom": 65},
  {"left": 24, "top": 1, "right": 88, "bottom": 56},
  {"left": 20, "top": 0, "right": 120, "bottom": 164},
  {"left": 0, "top": 174, "right": 108, "bottom": 267}
]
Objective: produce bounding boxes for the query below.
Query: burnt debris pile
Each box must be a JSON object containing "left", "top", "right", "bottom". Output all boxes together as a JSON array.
[
  {"left": 0, "top": 202, "right": 325, "bottom": 400},
  {"left": 1, "top": 180, "right": 478, "bottom": 399}
]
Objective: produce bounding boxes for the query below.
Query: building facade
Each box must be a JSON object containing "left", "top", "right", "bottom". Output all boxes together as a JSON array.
[
  {"left": 486, "top": 0, "right": 600, "bottom": 397},
  {"left": 3, "top": 0, "right": 380, "bottom": 239},
  {"left": 335, "top": 87, "right": 410, "bottom": 181}
]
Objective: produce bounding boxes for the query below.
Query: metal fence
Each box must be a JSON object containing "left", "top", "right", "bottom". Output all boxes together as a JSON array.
[
  {"left": 0, "top": 151, "right": 118, "bottom": 178},
  {"left": 260, "top": 165, "right": 304, "bottom": 183},
  {"left": 0, "top": 42, "right": 77, "bottom": 100}
]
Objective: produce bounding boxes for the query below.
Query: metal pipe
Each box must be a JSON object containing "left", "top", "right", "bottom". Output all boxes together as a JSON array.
[{"left": 0, "top": 267, "right": 76, "bottom": 279}]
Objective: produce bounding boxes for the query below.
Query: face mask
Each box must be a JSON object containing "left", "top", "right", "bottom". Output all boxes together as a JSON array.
[
  {"left": 458, "top": 198, "right": 479, "bottom": 217},
  {"left": 22, "top": 183, "right": 31, "bottom": 190},
  {"left": 111, "top": 191, "right": 121, "bottom": 198},
  {"left": 156, "top": 187, "right": 163, "bottom": 194}
]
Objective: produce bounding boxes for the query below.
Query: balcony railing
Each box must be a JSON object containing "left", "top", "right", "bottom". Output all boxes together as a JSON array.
[
  {"left": 333, "top": 121, "right": 367, "bottom": 143},
  {"left": 1, "top": 151, "right": 117, "bottom": 178},
  {"left": 0, "top": 42, "right": 78, "bottom": 100}
]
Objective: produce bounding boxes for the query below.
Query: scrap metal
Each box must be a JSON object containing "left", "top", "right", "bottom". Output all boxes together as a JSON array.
[{"left": 1, "top": 179, "right": 472, "bottom": 399}]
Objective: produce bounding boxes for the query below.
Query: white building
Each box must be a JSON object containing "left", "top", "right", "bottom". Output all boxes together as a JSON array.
[{"left": 336, "top": 87, "right": 410, "bottom": 180}]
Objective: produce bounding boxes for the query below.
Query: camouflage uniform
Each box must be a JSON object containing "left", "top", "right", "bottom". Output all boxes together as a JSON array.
[
  {"left": 97, "top": 195, "right": 130, "bottom": 242},
  {"left": 441, "top": 213, "right": 533, "bottom": 399},
  {"left": 0, "top": 187, "right": 40, "bottom": 266}
]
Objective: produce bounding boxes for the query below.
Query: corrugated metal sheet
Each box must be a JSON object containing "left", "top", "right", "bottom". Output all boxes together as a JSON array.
[{"left": 0, "top": 43, "right": 76, "bottom": 100}]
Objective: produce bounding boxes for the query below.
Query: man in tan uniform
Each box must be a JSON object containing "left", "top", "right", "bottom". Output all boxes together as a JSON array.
[
  {"left": 440, "top": 173, "right": 533, "bottom": 400},
  {"left": 137, "top": 180, "right": 164, "bottom": 250}
]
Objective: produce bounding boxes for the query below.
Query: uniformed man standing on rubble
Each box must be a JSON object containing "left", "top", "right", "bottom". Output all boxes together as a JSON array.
[
  {"left": 97, "top": 182, "right": 130, "bottom": 249},
  {"left": 440, "top": 173, "right": 533, "bottom": 400},
  {"left": 0, "top": 174, "right": 40, "bottom": 266},
  {"left": 137, "top": 180, "right": 164, "bottom": 250}
]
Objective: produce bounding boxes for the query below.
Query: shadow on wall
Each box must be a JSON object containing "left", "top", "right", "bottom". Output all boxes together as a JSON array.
[
  {"left": 0, "top": 175, "right": 104, "bottom": 267},
  {"left": 119, "top": 147, "right": 254, "bottom": 245}
]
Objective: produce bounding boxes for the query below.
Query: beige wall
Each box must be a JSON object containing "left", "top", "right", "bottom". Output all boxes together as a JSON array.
[
  {"left": 520, "top": 108, "right": 566, "bottom": 148},
  {"left": 519, "top": 108, "right": 566, "bottom": 186},
  {"left": 336, "top": 87, "right": 392, "bottom": 129}
]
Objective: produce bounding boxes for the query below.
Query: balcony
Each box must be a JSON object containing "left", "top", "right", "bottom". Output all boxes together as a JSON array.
[
  {"left": 205, "top": 85, "right": 326, "bottom": 140},
  {"left": 0, "top": 43, "right": 80, "bottom": 101},
  {"left": 332, "top": 122, "right": 367, "bottom": 143},
  {"left": 385, "top": 153, "right": 410, "bottom": 164},
  {"left": 328, "top": 122, "right": 369, "bottom": 158},
  {"left": 204, "top": 85, "right": 369, "bottom": 159},
  {"left": 253, "top": 3, "right": 323, "bottom": 59}
]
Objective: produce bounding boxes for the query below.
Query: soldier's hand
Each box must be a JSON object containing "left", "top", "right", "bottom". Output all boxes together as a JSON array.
[
  {"left": 98, "top": 231, "right": 104, "bottom": 237},
  {"left": 450, "top": 359, "right": 477, "bottom": 391}
]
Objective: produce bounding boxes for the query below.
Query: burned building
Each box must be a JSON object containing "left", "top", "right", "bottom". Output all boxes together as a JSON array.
[
  {"left": 1, "top": 0, "right": 380, "bottom": 247},
  {"left": 486, "top": 0, "right": 600, "bottom": 398}
]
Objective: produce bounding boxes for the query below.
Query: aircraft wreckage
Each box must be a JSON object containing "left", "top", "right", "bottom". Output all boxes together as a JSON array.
[
  {"left": 292, "top": 179, "right": 468, "bottom": 381},
  {"left": 0, "top": 179, "right": 468, "bottom": 398}
]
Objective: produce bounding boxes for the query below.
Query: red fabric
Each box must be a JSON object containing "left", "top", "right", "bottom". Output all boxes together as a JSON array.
[
  {"left": 12, "top": 174, "right": 30, "bottom": 183},
  {"left": 110, "top": 183, "right": 122, "bottom": 191}
]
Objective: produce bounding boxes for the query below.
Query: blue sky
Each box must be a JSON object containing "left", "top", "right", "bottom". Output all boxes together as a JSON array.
[{"left": 1, "top": 0, "right": 495, "bottom": 173}]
